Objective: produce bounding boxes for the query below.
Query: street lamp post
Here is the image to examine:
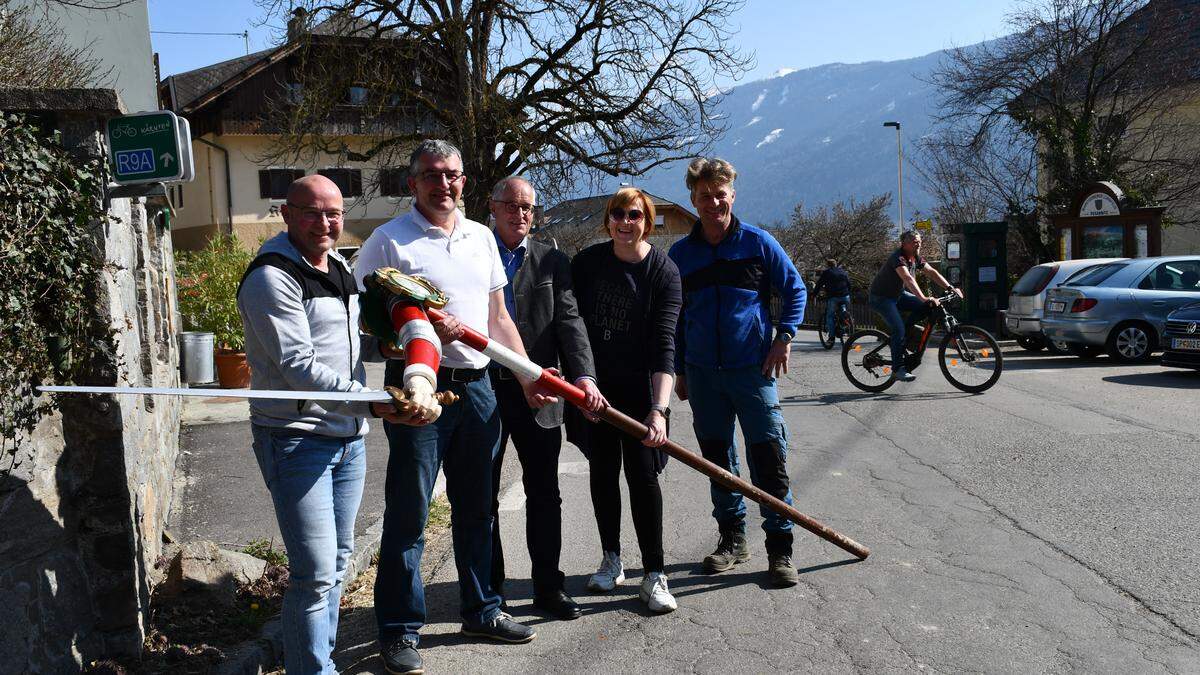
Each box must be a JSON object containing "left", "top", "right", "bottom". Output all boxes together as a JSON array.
[{"left": 883, "top": 121, "right": 903, "bottom": 230}]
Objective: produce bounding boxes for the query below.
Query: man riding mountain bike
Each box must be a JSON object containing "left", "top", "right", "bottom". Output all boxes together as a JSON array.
[
  {"left": 812, "top": 259, "right": 851, "bottom": 339},
  {"left": 868, "top": 231, "right": 961, "bottom": 382}
]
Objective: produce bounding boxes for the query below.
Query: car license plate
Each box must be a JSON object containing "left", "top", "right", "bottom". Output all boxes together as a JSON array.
[
  {"left": 1047, "top": 301, "right": 1066, "bottom": 313},
  {"left": 1006, "top": 317, "right": 1018, "bottom": 330},
  {"left": 1173, "top": 338, "right": 1200, "bottom": 351}
]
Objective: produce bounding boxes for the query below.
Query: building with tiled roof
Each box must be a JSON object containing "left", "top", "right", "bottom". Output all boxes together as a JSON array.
[
  {"left": 537, "top": 190, "right": 697, "bottom": 253},
  {"left": 158, "top": 9, "right": 429, "bottom": 251},
  {"left": 1021, "top": 0, "right": 1200, "bottom": 255}
]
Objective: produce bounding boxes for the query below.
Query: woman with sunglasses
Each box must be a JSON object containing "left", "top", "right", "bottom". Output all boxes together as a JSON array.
[{"left": 569, "top": 187, "right": 682, "bottom": 613}]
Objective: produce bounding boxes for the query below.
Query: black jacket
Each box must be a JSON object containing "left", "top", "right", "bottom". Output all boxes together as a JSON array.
[
  {"left": 813, "top": 266, "right": 851, "bottom": 298},
  {"left": 507, "top": 238, "right": 596, "bottom": 428}
]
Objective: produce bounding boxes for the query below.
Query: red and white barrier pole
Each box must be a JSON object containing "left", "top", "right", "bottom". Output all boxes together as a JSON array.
[{"left": 425, "top": 306, "right": 870, "bottom": 560}]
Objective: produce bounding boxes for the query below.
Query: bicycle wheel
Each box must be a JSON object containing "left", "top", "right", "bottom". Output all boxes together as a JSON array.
[
  {"left": 818, "top": 303, "right": 835, "bottom": 350},
  {"left": 842, "top": 329, "right": 896, "bottom": 392},
  {"left": 938, "top": 325, "right": 1003, "bottom": 393}
]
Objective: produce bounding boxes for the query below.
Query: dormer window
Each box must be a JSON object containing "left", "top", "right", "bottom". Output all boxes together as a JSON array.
[{"left": 346, "top": 86, "right": 368, "bottom": 106}]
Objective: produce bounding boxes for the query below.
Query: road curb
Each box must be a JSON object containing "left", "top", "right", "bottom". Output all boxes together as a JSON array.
[{"left": 215, "top": 471, "right": 447, "bottom": 674}]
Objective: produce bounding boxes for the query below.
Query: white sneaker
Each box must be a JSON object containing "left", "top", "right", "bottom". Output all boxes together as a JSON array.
[
  {"left": 639, "top": 572, "right": 677, "bottom": 613},
  {"left": 586, "top": 551, "right": 625, "bottom": 592}
]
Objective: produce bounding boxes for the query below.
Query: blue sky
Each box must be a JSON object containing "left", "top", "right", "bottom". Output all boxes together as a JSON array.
[{"left": 150, "top": 0, "right": 1023, "bottom": 82}]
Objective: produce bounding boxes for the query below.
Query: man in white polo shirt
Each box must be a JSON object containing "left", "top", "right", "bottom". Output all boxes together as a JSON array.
[{"left": 354, "top": 140, "right": 551, "bottom": 674}]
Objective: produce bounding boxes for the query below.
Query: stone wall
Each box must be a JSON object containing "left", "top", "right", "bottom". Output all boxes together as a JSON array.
[{"left": 0, "top": 93, "right": 182, "bottom": 672}]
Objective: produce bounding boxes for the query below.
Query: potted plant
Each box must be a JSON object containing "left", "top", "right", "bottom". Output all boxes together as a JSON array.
[{"left": 176, "top": 235, "right": 255, "bottom": 388}]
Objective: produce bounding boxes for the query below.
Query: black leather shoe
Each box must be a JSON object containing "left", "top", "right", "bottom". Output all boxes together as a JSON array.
[
  {"left": 533, "top": 590, "right": 583, "bottom": 620},
  {"left": 381, "top": 637, "right": 423, "bottom": 674},
  {"left": 461, "top": 611, "right": 537, "bottom": 643}
]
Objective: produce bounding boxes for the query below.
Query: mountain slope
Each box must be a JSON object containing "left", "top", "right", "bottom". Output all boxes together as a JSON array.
[{"left": 599, "top": 48, "right": 955, "bottom": 226}]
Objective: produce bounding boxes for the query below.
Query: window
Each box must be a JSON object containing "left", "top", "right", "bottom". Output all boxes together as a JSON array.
[
  {"left": 379, "top": 168, "right": 410, "bottom": 197},
  {"left": 318, "top": 168, "right": 363, "bottom": 198},
  {"left": 1065, "top": 262, "right": 1126, "bottom": 287},
  {"left": 258, "top": 168, "right": 305, "bottom": 200},
  {"left": 170, "top": 184, "right": 184, "bottom": 209},
  {"left": 1011, "top": 265, "right": 1057, "bottom": 296},
  {"left": 1139, "top": 261, "right": 1200, "bottom": 291},
  {"left": 946, "top": 241, "right": 961, "bottom": 260},
  {"left": 285, "top": 82, "right": 303, "bottom": 104},
  {"left": 346, "top": 86, "right": 369, "bottom": 106},
  {"left": 655, "top": 214, "right": 665, "bottom": 229}
]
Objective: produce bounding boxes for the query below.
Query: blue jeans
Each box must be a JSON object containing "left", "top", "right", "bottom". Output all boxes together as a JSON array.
[
  {"left": 684, "top": 364, "right": 794, "bottom": 552},
  {"left": 869, "top": 292, "right": 929, "bottom": 372},
  {"left": 251, "top": 426, "right": 366, "bottom": 675},
  {"left": 825, "top": 295, "right": 851, "bottom": 335},
  {"left": 375, "top": 375, "right": 502, "bottom": 644}
]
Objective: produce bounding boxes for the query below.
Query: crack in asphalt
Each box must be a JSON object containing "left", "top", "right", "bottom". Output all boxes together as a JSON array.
[{"left": 820, "top": 389, "right": 1200, "bottom": 648}]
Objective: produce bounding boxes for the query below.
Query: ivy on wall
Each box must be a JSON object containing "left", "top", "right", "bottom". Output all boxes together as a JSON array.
[{"left": 0, "top": 113, "right": 115, "bottom": 460}]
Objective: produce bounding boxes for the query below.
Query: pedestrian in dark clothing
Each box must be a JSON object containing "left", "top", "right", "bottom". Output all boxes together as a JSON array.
[
  {"left": 570, "top": 187, "right": 682, "bottom": 613},
  {"left": 487, "top": 176, "right": 606, "bottom": 621}
]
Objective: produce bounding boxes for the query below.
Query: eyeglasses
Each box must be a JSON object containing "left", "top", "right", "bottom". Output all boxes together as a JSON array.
[
  {"left": 493, "top": 200, "right": 535, "bottom": 215},
  {"left": 286, "top": 202, "right": 344, "bottom": 222},
  {"left": 609, "top": 207, "right": 644, "bottom": 223},
  {"left": 418, "top": 170, "right": 465, "bottom": 184}
]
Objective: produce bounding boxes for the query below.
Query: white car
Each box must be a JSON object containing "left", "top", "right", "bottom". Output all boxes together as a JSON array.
[{"left": 1005, "top": 258, "right": 1126, "bottom": 353}]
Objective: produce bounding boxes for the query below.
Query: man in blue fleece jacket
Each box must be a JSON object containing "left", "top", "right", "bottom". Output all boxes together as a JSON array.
[{"left": 668, "top": 157, "right": 807, "bottom": 588}]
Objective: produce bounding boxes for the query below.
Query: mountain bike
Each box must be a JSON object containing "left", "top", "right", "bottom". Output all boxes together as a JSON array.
[
  {"left": 818, "top": 298, "right": 855, "bottom": 350},
  {"left": 841, "top": 292, "right": 1003, "bottom": 393}
]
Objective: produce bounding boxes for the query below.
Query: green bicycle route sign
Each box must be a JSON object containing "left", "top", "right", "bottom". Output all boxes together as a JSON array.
[{"left": 105, "top": 110, "right": 194, "bottom": 185}]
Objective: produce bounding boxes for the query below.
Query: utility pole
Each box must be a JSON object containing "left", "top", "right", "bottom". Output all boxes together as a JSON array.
[{"left": 883, "top": 121, "right": 904, "bottom": 230}]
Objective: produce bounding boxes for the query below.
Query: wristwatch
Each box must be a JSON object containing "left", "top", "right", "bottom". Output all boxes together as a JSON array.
[
  {"left": 650, "top": 404, "right": 671, "bottom": 419},
  {"left": 775, "top": 329, "right": 795, "bottom": 343}
]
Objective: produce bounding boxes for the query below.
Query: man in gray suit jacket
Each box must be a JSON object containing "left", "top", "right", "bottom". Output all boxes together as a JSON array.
[{"left": 488, "top": 176, "right": 606, "bottom": 620}]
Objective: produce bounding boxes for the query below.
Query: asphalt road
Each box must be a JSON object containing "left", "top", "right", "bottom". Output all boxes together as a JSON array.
[{"left": 181, "top": 332, "right": 1200, "bottom": 672}]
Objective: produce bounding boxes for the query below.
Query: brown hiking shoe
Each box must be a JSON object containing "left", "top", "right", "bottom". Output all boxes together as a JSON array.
[
  {"left": 702, "top": 529, "right": 750, "bottom": 573},
  {"left": 768, "top": 553, "right": 799, "bottom": 587}
]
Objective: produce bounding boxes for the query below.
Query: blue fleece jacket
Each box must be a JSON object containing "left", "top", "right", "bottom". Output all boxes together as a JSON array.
[{"left": 668, "top": 216, "right": 806, "bottom": 371}]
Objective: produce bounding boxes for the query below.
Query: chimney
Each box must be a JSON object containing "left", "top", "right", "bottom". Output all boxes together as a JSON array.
[{"left": 287, "top": 7, "right": 310, "bottom": 43}]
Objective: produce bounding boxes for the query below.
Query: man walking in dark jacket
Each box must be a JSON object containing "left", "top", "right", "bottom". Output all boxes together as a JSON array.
[
  {"left": 813, "top": 259, "right": 852, "bottom": 337},
  {"left": 668, "top": 157, "right": 807, "bottom": 588},
  {"left": 487, "top": 176, "right": 606, "bottom": 620}
]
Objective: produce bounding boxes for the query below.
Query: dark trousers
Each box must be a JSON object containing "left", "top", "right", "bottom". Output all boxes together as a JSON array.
[
  {"left": 374, "top": 369, "right": 501, "bottom": 645},
  {"left": 489, "top": 373, "right": 566, "bottom": 596},
  {"left": 870, "top": 292, "right": 930, "bottom": 371},
  {"left": 585, "top": 389, "right": 665, "bottom": 573}
]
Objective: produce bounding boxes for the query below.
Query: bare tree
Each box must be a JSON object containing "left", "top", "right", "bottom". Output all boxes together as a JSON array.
[
  {"left": 925, "top": 0, "right": 1200, "bottom": 256},
  {"left": 0, "top": 1, "right": 115, "bottom": 88},
  {"left": 256, "top": 0, "right": 752, "bottom": 221},
  {"left": 773, "top": 194, "right": 893, "bottom": 289}
]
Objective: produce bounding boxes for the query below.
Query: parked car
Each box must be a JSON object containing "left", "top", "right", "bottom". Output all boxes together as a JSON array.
[
  {"left": 1005, "top": 258, "right": 1126, "bottom": 352},
  {"left": 1161, "top": 302, "right": 1200, "bottom": 370},
  {"left": 1041, "top": 256, "right": 1200, "bottom": 362}
]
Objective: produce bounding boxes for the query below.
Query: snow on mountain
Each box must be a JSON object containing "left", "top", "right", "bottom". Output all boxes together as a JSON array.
[
  {"left": 584, "top": 45, "right": 963, "bottom": 226},
  {"left": 756, "top": 128, "right": 784, "bottom": 148}
]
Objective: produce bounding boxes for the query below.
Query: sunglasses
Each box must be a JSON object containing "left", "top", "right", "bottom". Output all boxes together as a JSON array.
[{"left": 609, "top": 207, "right": 644, "bottom": 223}]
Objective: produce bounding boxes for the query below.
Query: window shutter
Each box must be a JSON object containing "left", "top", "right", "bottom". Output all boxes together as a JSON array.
[
  {"left": 259, "top": 170, "right": 271, "bottom": 199},
  {"left": 351, "top": 170, "right": 362, "bottom": 197}
]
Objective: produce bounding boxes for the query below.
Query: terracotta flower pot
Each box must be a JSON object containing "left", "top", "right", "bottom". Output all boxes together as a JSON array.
[{"left": 214, "top": 350, "right": 251, "bottom": 389}]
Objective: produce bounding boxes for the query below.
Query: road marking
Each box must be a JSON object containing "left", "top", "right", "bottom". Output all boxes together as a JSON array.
[{"left": 498, "top": 461, "right": 590, "bottom": 511}]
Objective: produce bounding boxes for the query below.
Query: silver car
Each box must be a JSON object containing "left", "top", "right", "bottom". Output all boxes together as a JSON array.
[
  {"left": 1005, "top": 258, "right": 1126, "bottom": 352},
  {"left": 1041, "top": 256, "right": 1200, "bottom": 362}
]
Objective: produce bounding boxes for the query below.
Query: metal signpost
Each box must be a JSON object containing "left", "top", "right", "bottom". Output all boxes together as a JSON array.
[{"left": 105, "top": 110, "right": 193, "bottom": 185}]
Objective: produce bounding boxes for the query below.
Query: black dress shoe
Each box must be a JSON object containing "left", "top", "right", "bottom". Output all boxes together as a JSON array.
[
  {"left": 381, "top": 637, "right": 423, "bottom": 674},
  {"left": 461, "top": 611, "right": 536, "bottom": 643},
  {"left": 533, "top": 590, "right": 583, "bottom": 620}
]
